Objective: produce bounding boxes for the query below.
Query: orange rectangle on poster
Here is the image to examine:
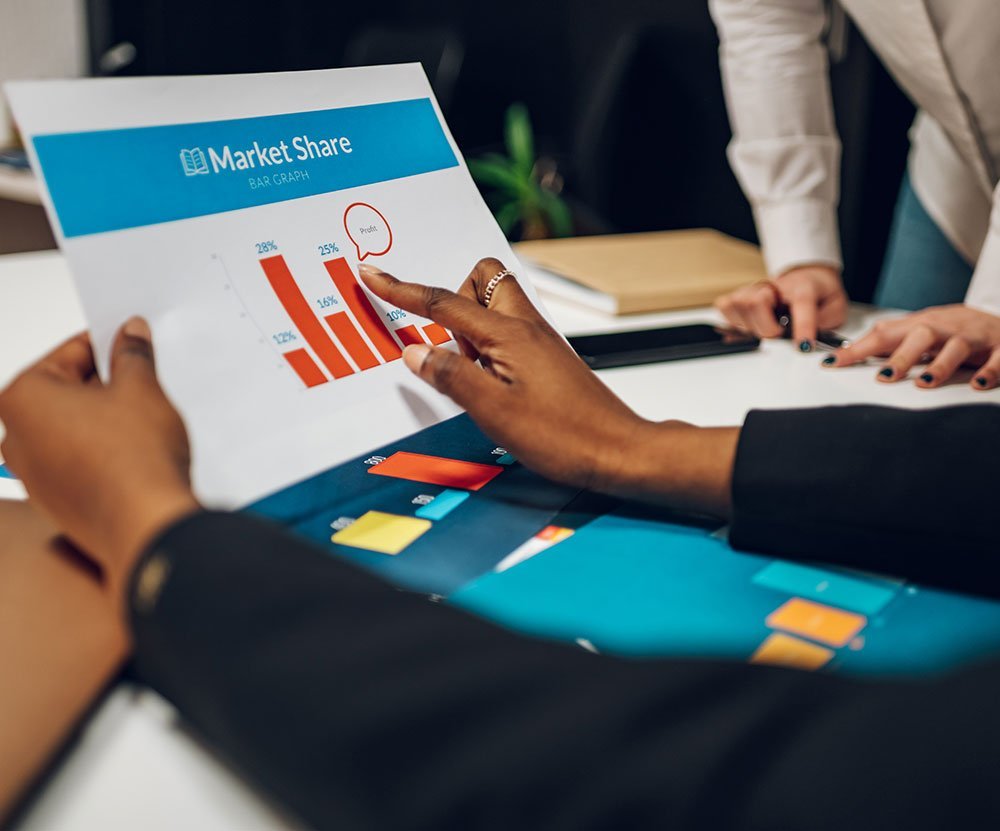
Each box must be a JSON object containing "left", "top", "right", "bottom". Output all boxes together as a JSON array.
[
  {"left": 282, "top": 348, "right": 328, "bottom": 388},
  {"left": 394, "top": 325, "right": 424, "bottom": 346},
  {"left": 324, "top": 312, "right": 380, "bottom": 370},
  {"left": 765, "top": 598, "right": 866, "bottom": 648},
  {"left": 368, "top": 451, "right": 503, "bottom": 491},
  {"left": 750, "top": 632, "right": 833, "bottom": 671},
  {"left": 422, "top": 323, "right": 452, "bottom": 345}
]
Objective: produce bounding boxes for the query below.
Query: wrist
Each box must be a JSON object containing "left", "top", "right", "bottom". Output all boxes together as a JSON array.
[
  {"left": 594, "top": 417, "right": 688, "bottom": 495},
  {"left": 776, "top": 263, "right": 841, "bottom": 281},
  {"left": 598, "top": 419, "right": 739, "bottom": 519},
  {"left": 106, "top": 488, "right": 201, "bottom": 602}
]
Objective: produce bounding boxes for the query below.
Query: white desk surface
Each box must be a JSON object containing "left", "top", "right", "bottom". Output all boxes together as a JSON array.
[{"left": 1, "top": 249, "right": 993, "bottom": 829}]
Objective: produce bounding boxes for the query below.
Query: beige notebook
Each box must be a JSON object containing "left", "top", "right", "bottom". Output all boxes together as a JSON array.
[{"left": 515, "top": 229, "right": 766, "bottom": 315}]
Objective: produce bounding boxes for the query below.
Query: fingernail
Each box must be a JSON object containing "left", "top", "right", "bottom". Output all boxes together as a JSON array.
[
  {"left": 357, "top": 263, "right": 384, "bottom": 276},
  {"left": 821, "top": 355, "right": 836, "bottom": 367},
  {"left": 919, "top": 372, "right": 934, "bottom": 384},
  {"left": 975, "top": 376, "right": 989, "bottom": 388},
  {"left": 798, "top": 340, "right": 812, "bottom": 353},
  {"left": 878, "top": 367, "right": 894, "bottom": 379},
  {"left": 122, "top": 316, "right": 151, "bottom": 342},
  {"left": 402, "top": 344, "right": 431, "bottom": 374}
]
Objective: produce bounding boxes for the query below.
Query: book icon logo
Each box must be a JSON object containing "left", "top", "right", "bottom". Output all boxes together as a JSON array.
[{"left": 179, "top": 147, "right": 209, "bottom": 177}]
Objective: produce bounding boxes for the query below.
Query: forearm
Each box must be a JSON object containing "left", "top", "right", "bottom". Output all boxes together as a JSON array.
[
  {"left": 605, "top": 421, "right": 739, "bottom": 519},
  {"left": 607, "top": 404, "right": 1000, "bottom": 596},
  {"left": 0, "top": 501, "right": 127, "bottom": 821},
  {"left": 709, "top": 0, "right": 842, "bottom": 274},
  {"left": 129, "top": 511, "right": 1000, "bottom": 830}
]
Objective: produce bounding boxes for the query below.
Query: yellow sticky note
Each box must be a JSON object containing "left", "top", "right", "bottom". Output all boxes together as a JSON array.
[
  {"left": 331, "top": 511, "right": 431, "bottom": 555},
  {"left": 750, "top": 632, "right": 834, "bottom": 671}
]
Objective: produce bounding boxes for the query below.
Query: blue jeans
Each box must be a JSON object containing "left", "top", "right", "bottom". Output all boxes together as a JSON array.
[{"left": 874, "top": 171, "right": 974, "bottom": 310}]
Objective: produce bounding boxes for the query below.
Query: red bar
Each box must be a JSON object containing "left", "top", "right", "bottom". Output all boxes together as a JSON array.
[
  {"left": 323, "top": 258, "right": 402, "bottom": 362},
  {"left": 283, "top": 349, "right": 328, "bottom": 388},
  {"left": 260, "top": 255, "right": 354, "bottom": 379},
  {"left": 394, "top": 325, "right": 424, "bottom": 347},
  {"left": 422, "top": 323, "right": 452, "bottom": 345},
  {"left": 368, "top": 451, "right": 503, "bottom": 491},
  {"left": 324, "top": 312, "right": 380, "bottom": 370}
]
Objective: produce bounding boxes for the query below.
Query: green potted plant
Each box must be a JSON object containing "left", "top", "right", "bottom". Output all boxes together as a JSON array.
[{"left": 468, "top": 103, "right": 573, "bottom": 241}]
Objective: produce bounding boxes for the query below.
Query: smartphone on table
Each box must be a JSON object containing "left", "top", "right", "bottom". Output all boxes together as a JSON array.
[{"left": 568, "top": 324, "right": 759, "bottom": 370}]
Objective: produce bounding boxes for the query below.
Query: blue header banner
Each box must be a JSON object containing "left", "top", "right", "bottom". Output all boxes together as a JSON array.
[{"left": 33, "top": 97, "right": 459, "bottom": 238}]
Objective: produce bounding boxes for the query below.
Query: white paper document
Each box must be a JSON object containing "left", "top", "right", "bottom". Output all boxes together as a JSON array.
[{"left": 7, "top": 65, "right": 539, "bottom": 506}]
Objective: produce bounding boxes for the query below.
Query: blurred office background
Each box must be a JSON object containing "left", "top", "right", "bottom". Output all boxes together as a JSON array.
[{"left": 0, "top": 0, "right": 914, "bottom": 301}]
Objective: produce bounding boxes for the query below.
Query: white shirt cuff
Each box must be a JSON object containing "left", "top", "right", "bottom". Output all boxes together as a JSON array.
[
  {"left": 965, "top": 228, "right": 1000, "bottom": 316},
  {"left": 753, "top": 199, "right": 843, "bottom": 278}
]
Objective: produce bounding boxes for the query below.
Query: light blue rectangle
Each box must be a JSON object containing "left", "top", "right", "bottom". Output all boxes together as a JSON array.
[
  {"left": 415, "top": 489, "right": 469, "bottom": 521},
  {"left": 0, "top": 464, "right": 14, "bottom": 480},
  {"left": 751, "top": 561, "right": 897, "bottom": 616},
  {"left": 32, "top": 97, "right": 459, "bottom": 238},
  {"left": 495, "top": 453, "right": 516, "bottom": 466}
]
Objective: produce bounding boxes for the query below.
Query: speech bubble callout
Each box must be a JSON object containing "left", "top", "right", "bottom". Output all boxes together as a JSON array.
[{"left": 344, "top": 202, "right": 393, "bottom": 261}]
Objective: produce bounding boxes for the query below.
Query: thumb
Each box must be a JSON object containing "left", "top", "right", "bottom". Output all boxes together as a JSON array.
[
  {"left": 402, "top": 344, "right": 502, "bottom": 411},
  {"left": 110, "top": 316, "right": 159, "bottom": 389}
]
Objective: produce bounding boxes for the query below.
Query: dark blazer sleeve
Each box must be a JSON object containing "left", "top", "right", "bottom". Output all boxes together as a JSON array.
[
  {"left": 130, "top": 509, "right": 1000, "bottom": 831},
  {"left": 730, "top": 404, "right": 1000, "bottom": 597}
]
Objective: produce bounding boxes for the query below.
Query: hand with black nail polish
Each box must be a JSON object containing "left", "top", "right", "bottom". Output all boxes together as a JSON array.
[{"left": 821, "top": 304, "right": 1000, "bottom": 390}]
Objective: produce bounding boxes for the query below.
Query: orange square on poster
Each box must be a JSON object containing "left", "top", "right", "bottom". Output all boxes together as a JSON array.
[
  {"left": 766, "top": 598, "right": 866, "bottom": 648},
  {"left": 750, "top": 632, "right": 834, "bottom": 671},
  {"left": 368, "top": 451, "right": 503, "bottom": 491}
]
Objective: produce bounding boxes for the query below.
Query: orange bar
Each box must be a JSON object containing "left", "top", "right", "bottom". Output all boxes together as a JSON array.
[
  {"left": 324, "top": 312, "right": 380, "bottom": 370},
  {"left": 368, "top": 451, "right": 503, "bottom": 491},
  {"left": 323, "top": 258, "right": 402, "bottom": 362},
  {"left": 283, "top": 349, "right": 328, "bottom": 388},
  {"left": 765, "top": 598, "right": 866, "bottom": 648},
  {"left": 260, "top": 256, "right": 354, "bottom": 380},
  {"left": 422, "top": 323, "right": 452, "bottom": 345},
  {"left": 394, "top": 325, "right": 424, "bottom": 347}
]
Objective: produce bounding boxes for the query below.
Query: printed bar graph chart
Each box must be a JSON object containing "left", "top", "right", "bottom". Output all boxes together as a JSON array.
[
  {"left": 283, "top": 348, "right": 328, "bottom": 387},
  {"left": 324, "top": 258, "right": 403, "bottom": 362},
  {"left": 394, "top": 325, "right": 424, "bottom": 346},
  {"left": 258, "top": 253, "right": 451, "bottom": 390},
  {"left": 260, "top": 255, "right": 354, "bottom": 380},
  {"left": 324, "top": 311, "right": 380, "bottom": 370},
  {"left": 422, "top": 323, "right": 452, "bottom": 345}
]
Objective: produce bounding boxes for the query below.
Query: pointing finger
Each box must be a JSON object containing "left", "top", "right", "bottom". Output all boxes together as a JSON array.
[{"left": 359, "top": 264, "right": 500, "bottom": 349}]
